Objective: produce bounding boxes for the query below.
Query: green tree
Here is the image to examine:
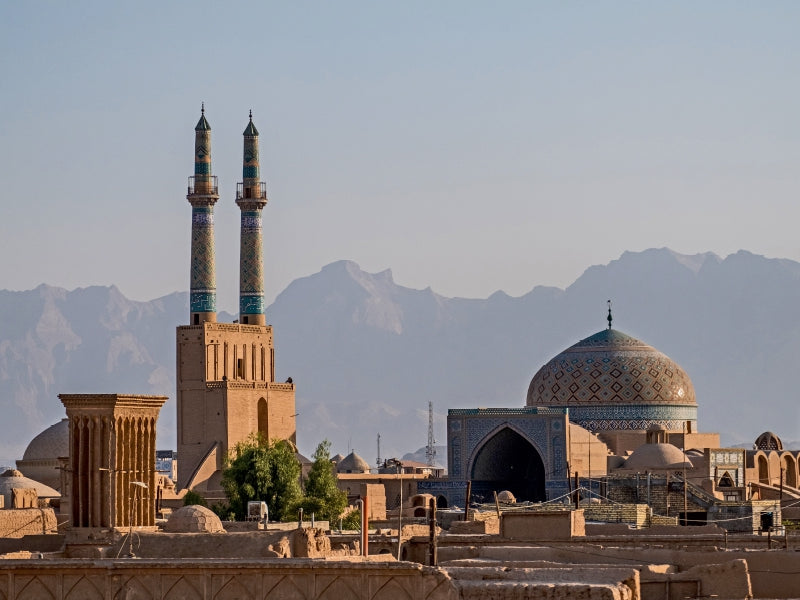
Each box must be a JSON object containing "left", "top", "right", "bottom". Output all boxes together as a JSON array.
[
  {"left": 220, "top": 434, "right": 302, "bottom": 521},
  {"left": 291, "top": 440, "right": 348, "bottom": 524},
  {"left": 183, "top": 489, "right": 207, "bottom": 507}
]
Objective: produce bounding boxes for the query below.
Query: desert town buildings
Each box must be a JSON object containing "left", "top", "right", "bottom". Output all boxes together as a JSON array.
[{"left": 0, "top": 108, "right": 798, "bottom": 599}]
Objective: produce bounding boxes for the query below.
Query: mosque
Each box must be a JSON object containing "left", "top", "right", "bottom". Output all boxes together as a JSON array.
[{"left": 421, "top": 304, "right": 800, "bottom": 529}]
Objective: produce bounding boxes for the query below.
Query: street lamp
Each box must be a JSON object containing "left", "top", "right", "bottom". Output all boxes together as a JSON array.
[
  {"left": 126, "top": 481, "right": 147, "bottom": 558},
  {"left": 387, "top": 458, "right": 403, "bottom": 560}
]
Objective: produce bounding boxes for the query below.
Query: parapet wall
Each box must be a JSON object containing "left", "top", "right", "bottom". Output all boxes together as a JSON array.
[{"left": 0, "top": 559, "right": 459, "bottom": 600}]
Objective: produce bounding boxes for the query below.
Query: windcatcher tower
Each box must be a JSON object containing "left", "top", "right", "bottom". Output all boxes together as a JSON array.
[
  {"left": 236, "top": 111, "right": 267, "bottom": 326},
  {"left": 187, "top": 104, "right": 219, "bottom": 325},
  {"left": 177, "top": 110, "right": 296, "bottom": 501}
]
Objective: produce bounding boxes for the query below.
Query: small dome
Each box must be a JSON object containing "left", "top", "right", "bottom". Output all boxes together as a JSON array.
[
  {"left": 0, "top": 469, "right": 59, "bottom": 507},
  {"left": 755, "top": 431, "right": 783, "bottom": 451},
  {"left": 497, "top": 490, "right": 517, "bottom": 504},
  {"left": 624, "top": 443, "right": 692, "bottom": 471},
  {"left": 331, "top": 453, "right": 345, "bottom": 464},
  {"left": 164, "top": 505, "right": 224, "bottom": 533},
  {"left": 22, "top": 419, "right": 69, "bottom": 461},
  {"left": 336, "top": 451, "right": 370, "bottom": 474}
]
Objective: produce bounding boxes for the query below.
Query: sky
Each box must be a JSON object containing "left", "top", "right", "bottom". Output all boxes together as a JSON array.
[{"left": 2, "top": 2, "right": 800, "bottom": 313}]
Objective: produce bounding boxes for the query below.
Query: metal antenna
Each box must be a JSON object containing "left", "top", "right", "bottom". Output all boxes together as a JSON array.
[
  {"left": 426, "top": 401, "right": 436, "bottom": 467},
  {"left": 376, "top": 433, "right": 382, "bottom": 467}
]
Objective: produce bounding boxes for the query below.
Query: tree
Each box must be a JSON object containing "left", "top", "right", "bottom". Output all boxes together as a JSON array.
[
  {"left": 183, "top": 489, "right": 207, "bottom": 507},
  {"left": 291, "top": 440, "right": 348, "bottom": 524},
  {"left": 220, "top": 434, "right": 301, "bottom": 521}
]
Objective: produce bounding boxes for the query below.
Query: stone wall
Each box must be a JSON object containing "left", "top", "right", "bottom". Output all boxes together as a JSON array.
[
  {"left": 582, "top": 503, "right": 650, "bottom": 528},
  {"left": 500, "top": 510, "right": 585, "bottom": 540},
  {"left": 0, "top": 509, "right": 57, "bottom": 538}
]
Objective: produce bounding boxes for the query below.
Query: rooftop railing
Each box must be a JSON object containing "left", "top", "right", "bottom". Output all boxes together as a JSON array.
[
  {"left": 188, "top": 175, "right": 219, "bottom": 196},
  {"left": 236, "top": 182, "right": 267, "bottom": 201}
]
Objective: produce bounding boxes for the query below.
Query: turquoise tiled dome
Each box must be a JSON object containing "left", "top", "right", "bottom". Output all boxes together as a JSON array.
[{"left": 526, "top": 329, "right": 697, "bottom": 432}]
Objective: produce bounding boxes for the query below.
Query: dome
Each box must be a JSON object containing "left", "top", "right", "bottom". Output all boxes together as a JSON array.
[
  {"left": 497, "top": 490, "right": 517, "bottom": 504},
  {"left": 164, "top": 505, "right": 225, "bottom": 533},
  {"left": 336, "top": 451, "right": 371, "bottom": 474},
  {"left": 624, "top": 443, "right": 693, "bottom": 471},
  {"left": 0, "top": 469, "right": 59, "bottom": 508},
  {"left": 16, "top": 419, "right": 69, "bottom": 491},
  {"left": 22, "top": 419, "right": 69, "bottom": 461},
  {"left": 755, "top": 431, "right": 783, "bottom": 451},
  {"left": 527, "top": 329, "right": 697, "bottom": 432}
]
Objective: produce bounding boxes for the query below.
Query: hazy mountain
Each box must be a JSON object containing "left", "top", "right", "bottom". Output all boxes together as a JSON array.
[{"left": 1, "top": 248, "right": 798, "bottom": 467}]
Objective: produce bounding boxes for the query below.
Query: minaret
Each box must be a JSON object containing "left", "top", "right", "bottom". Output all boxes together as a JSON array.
[
  {"left": 236, "top": 110, "right": 268, "bottom": 326},
  {"left": 187, "top": 104, "right": 219, "bottom": 325}
]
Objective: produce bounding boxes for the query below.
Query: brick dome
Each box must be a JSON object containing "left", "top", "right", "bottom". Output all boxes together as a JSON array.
[
  {"left": 165, "top": 505, "right": 225, "bottom": 533},
  {"left": 526, "top": 329, "right": 697, "bottom": 432}
]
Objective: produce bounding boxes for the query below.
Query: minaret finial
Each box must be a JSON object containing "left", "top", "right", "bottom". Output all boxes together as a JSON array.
[
  {"left": 201, "top": 102, "right": 205, "bottom": 115},
  {"left": 607, "top": 300, "right": 613, "bottom": 330},
  {"left": 249, "top": 109, "right": 253, "bottom": 121}
]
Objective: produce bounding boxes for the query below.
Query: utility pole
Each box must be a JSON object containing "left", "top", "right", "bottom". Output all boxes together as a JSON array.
[
  {"left": 683, "top": 422, "right": 688, "bottom": 526},
  {"left": 426, "top": 402, "right": 436, "bottom": 467}
]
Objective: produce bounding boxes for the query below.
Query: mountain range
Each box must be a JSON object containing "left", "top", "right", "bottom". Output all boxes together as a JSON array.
[{"left": 1, "top": 248, "right": 798, "bottom": 468}]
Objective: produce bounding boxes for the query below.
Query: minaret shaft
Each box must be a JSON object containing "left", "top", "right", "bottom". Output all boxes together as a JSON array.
[
  {"left": 187, "top": 106, "right": 219, "bottom": 325},
  {"left": 236, "top": 112, "right": 267, "bottom": 326}
]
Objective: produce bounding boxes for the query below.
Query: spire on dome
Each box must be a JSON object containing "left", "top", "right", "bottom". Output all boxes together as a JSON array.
[{"left": 607, "top": 300, "right": 613, "bottom": 329}]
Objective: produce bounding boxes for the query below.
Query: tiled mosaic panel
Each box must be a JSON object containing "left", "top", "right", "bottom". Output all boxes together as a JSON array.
[
  {"left": 190, "top": 206, "right": 216, "bottom": 313},
  {"left": 239, "top": 210, "right": 264, "bottom": 315},
  {"left": 570, "top": 404, "right": 697, "bottom": 431}
]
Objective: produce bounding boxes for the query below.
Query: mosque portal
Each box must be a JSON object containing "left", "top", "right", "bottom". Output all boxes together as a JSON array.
[{"left": 470, "top": 427, "right": 546, "bottom": 502}]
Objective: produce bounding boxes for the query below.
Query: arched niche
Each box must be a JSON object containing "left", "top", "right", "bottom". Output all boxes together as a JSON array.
[
  {"left": 782, "top": 454, "right": 798, "bottom": 489},
  {"left": 470, "top": 427, "right": 546, "bottom": 502},
  {"left": 758, "top": 454, "right": 770, "bottom": 484},
  {"left": 257, "top": 398, "right": 268, "bottom": 438}
]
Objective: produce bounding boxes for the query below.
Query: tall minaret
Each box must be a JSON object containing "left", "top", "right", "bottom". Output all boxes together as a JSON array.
[
  {"left": 187, "top": 104, "right": 219, "bottom": 325},
  {"left": 236, "top": 110, "right": 268, "bottom": 326}
]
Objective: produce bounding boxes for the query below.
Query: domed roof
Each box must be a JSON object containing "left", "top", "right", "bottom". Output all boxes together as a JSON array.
[
  {"left": 164, "top": 505, "right": 224, "bottom": 533},
  {"left": 22, "top": 419, "right": 69, "bottom": 461},
  {"left": 624, "top": 443, "right": 693, "bottom": 471},
  {"left": 527, "top": 329, "right": 696, "bottom": 431},
  {"left": 336, "top": 451, "right": 371, "bottom": 474},
  {"left": 0, "top": 469, "right": 59, "bottom": 507},
  {"left": 755, "top": 431, "right": 783, "bottom": 451}
]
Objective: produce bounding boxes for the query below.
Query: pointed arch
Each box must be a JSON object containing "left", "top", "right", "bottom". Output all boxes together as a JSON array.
[
  {"left": 782, "top": 454, "right": 797, "bottom": 488},
  {"left": 257, "top": 398, "right": 268, "bottom": 438},
  {"left": 758, "top": 454, "right": 770, "bottom": 484},
  {"left": 469, "top": 426, "right": 546, "bottom": 502}
]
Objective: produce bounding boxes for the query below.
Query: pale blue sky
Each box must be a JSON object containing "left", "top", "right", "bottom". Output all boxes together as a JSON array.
[{"left": 2, "top": 2, "right": 799, "bottom": 311}]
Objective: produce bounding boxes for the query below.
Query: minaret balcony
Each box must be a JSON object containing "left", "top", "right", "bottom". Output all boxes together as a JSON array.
[
  {"left": 188, "top": 176, "right": 219, "bottom": 196},
  {"left": 236, "top": 182, "right": 267, "bottom": 201}
]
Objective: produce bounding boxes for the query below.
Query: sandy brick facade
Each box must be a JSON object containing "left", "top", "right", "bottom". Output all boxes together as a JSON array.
[{"left": 177, "top": 322, "right": 296, "bottom": 498}]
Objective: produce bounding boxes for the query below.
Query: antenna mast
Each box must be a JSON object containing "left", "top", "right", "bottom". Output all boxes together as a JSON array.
[
  {"left": 376, "top": 433, "right": 382, "bottom": 467},
  {"left": 426, "top": 401, "right": 436, "bottom": 467}
]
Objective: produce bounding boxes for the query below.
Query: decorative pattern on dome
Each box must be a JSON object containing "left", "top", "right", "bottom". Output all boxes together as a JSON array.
[
  {"left": 527, "top": 329, "right": 696, "bottom": 410},
  {"left": 754, "top": 431, "right": 783, "bottom": 451}
]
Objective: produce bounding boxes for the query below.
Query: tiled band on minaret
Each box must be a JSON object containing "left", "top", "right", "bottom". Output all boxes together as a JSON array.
[
  {"left": 236, "top": 111, "right": 267, "bottom": 326},
  {"left": 187, "top": 104, "right": 219, "bottom": 325}
]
